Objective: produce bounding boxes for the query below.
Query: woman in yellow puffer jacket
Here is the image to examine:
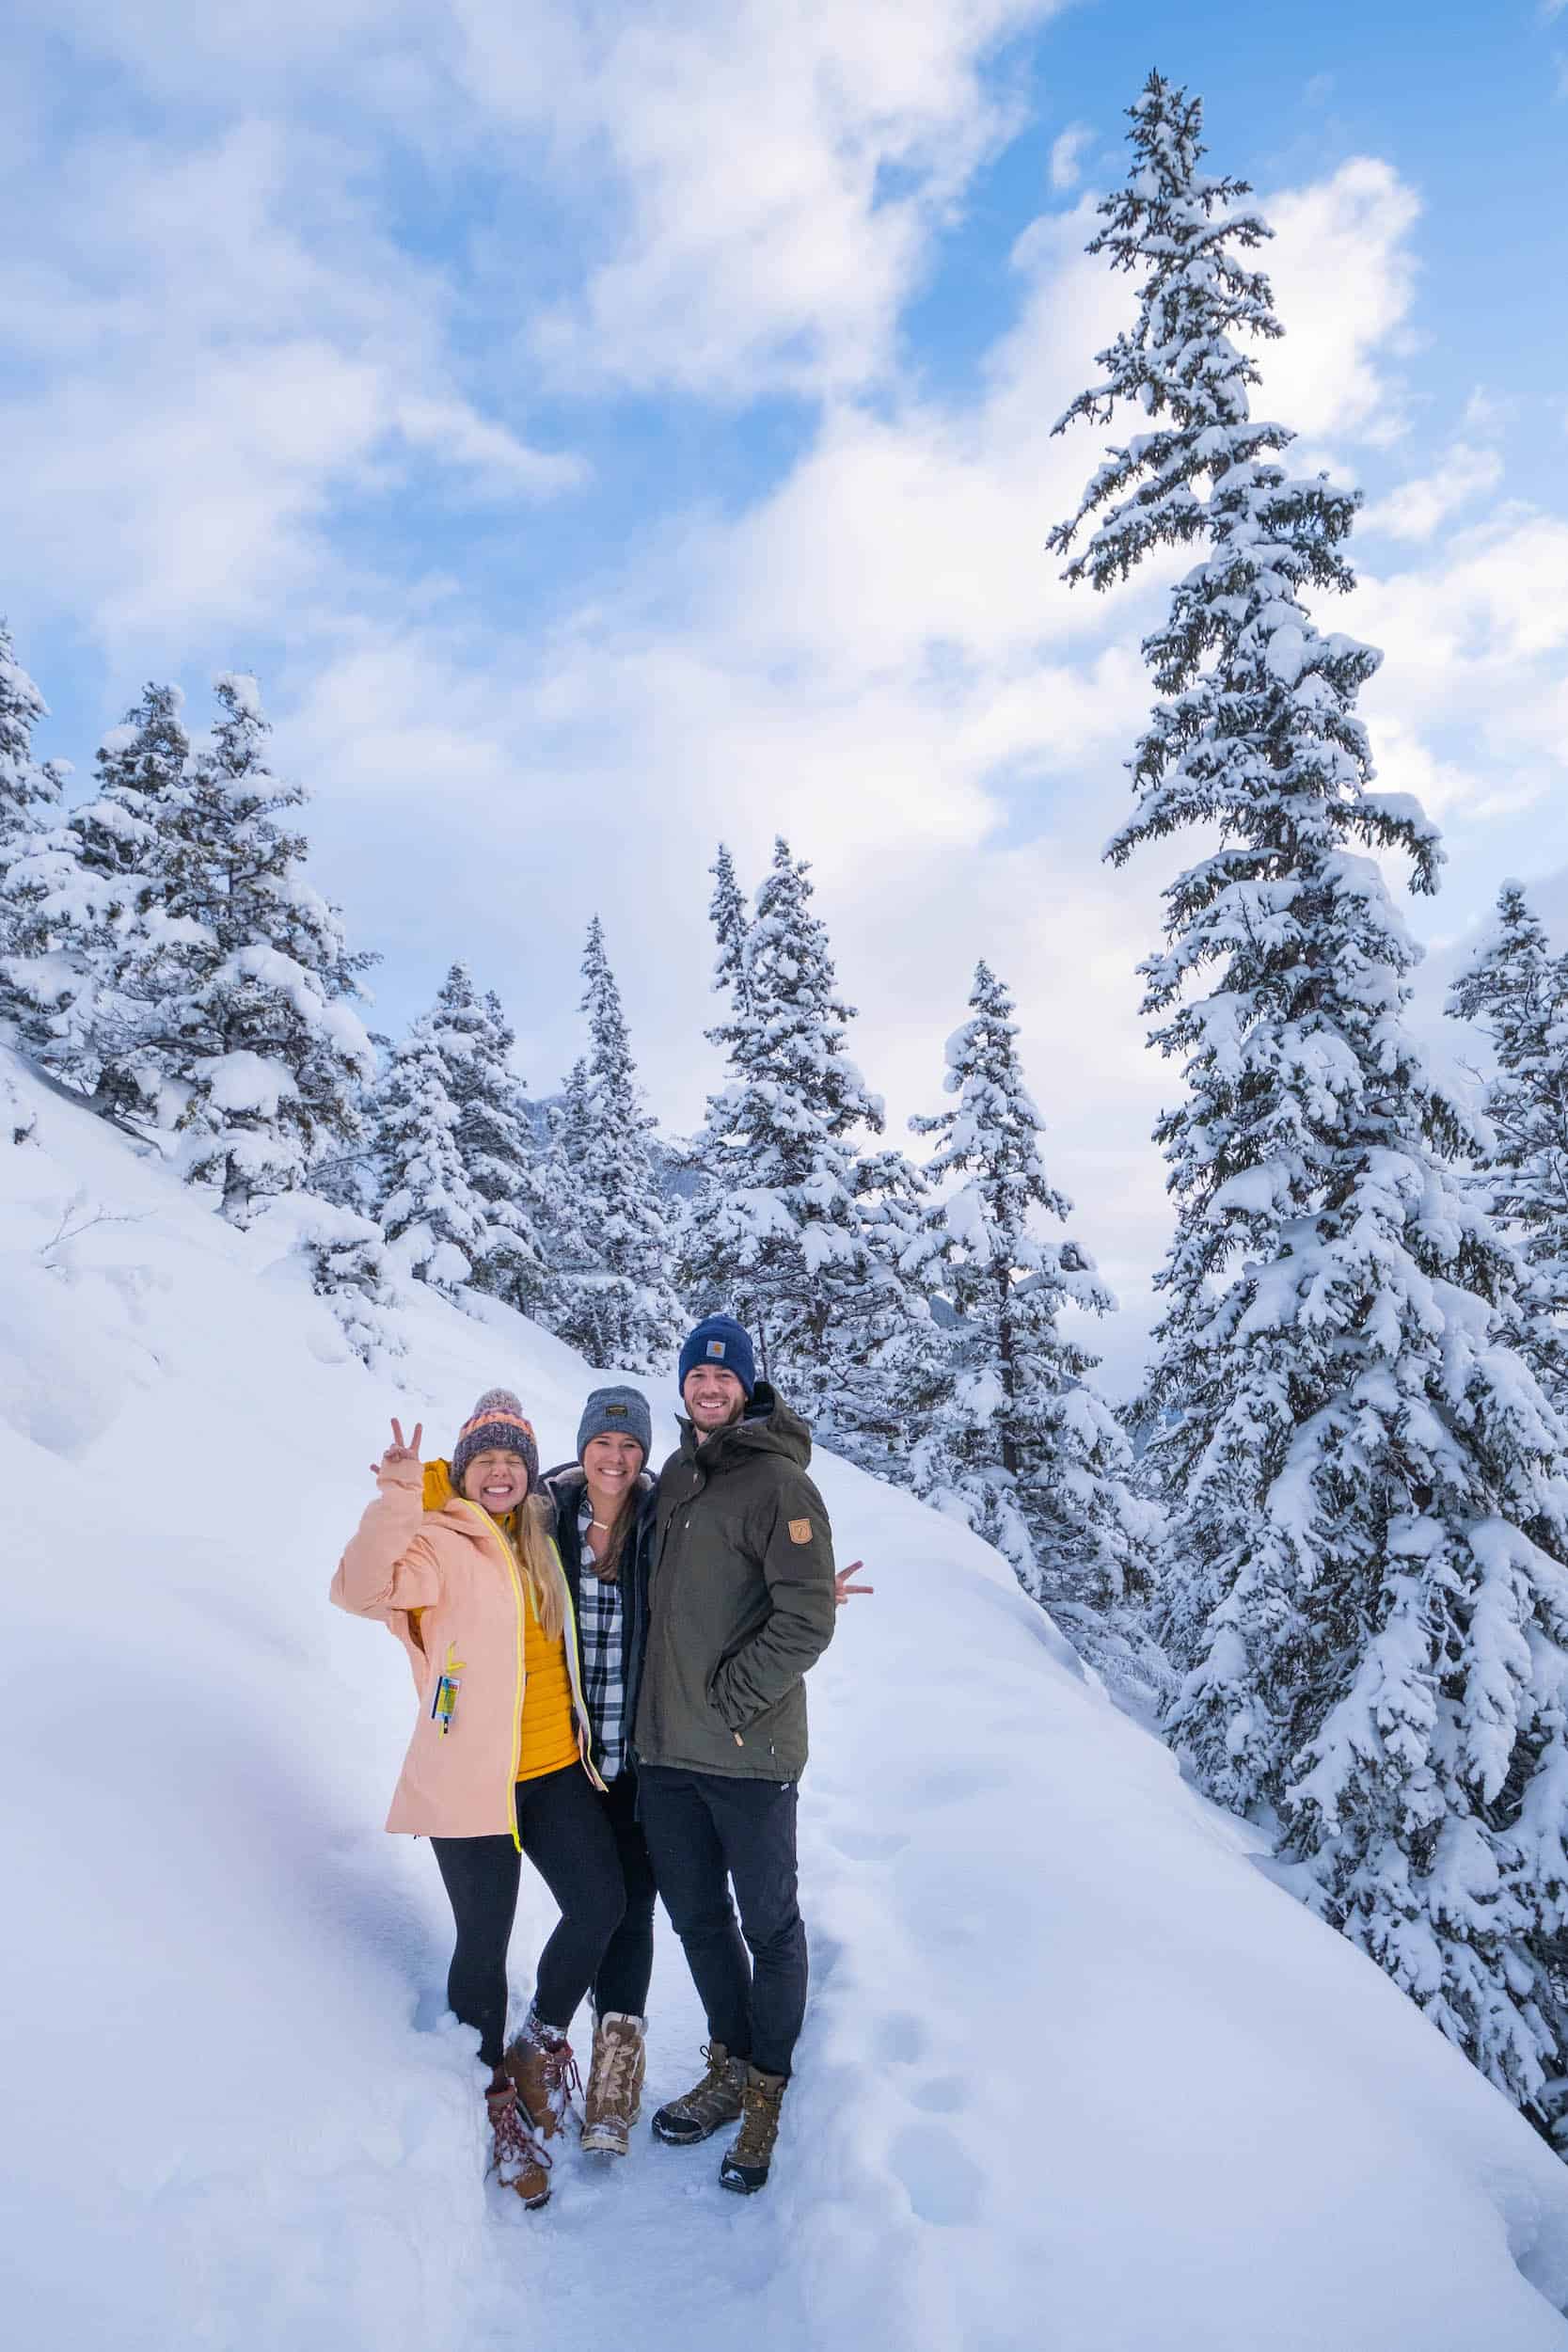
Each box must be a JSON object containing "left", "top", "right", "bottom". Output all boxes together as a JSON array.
[{"left": 332, "top": 1387, "right": 626, "bottom": 2210}]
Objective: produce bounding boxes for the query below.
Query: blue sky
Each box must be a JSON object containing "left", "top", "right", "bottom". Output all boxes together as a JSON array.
[{"left": 6, "top": 0, "right": 1567, "bottom": 1389}]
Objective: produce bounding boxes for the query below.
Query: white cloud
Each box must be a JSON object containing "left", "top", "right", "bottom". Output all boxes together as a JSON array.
[
  {"left": 0, "top": 118, "right": 583, "bottom": 652},
  {"left": 451, "top": 0, "right": 1066, "bottom": 399},
  {"left": 1259, "top": 159, "right": 1420, "bottom": 444},
  {"left": 1363, "top": 442, "right": 1505, "bottom": 542},
  {"left": 1049, "top": 123, "right": 1093, "bottom": 190}
]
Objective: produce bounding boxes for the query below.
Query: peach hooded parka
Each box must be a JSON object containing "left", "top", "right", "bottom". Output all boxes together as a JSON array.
[{"left": 331, "top": 1454, "right": 605, "bottom": 1844}]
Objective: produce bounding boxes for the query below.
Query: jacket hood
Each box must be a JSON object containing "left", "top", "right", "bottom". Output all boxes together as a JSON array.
[
  {"left": 680, "top": 1381, "right": 812, "bottom": 1470},
  {"left": 424, "top": 1457, "right": 455, "bottom": 1511}
]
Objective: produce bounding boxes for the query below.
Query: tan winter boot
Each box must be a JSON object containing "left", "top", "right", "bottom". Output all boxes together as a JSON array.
[
  {"left": 485, "top": 2081, "right": 552, "bottom": 2208},
  {"left": 580, "top": 2011, "right": 647, "bottom": 2156},
  {"left": 719, "top": 2065, "right": 787, "bottom": 2195},
  {"left": 503, "top": 2014, "right": 582, "bottom": 2141},
  {"left": 651, "top": 2042, "right": 747, "bottom": 2146}
]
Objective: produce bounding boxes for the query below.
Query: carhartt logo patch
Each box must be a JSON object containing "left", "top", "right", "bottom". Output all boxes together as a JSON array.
[
  {"left": 705, "top": 1339, "right": 727, "bottom": 1359},
  {"left": 788, "top": 1518, "right": 813, "bottom": 1546}
]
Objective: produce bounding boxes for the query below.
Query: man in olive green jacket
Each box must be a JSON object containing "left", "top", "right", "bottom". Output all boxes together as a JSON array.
[{"left": 632, "top": 1313, "right": 837, "bottom": 2194}]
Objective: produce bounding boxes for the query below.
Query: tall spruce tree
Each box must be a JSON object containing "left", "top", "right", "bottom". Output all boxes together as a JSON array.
[
  {"left": 430, "top": 963, "right": 546, "bottom": 1311},
  {"left": 146, "top": 675, "right": 376, "bottom": 1218},
  {"left": 4, "top": 681, "right": 190, "bottom": 1114},
  {"left": 544, "top": 920, "right": 684, "bottom": 1374},
  {"left": 911, "top": 961, "right": 1161, "bottom": 1698},
  {"left": 683, "top": 835, "right": 884, "bottom": 1421},
  {"left": 1448, "top": 882, "right": 1568, "bottom": 1404},
  {"left": 1050, "top": 71, "right": 1568, "bottom": 2120},
  {"left": 372, "top": 1008, "right": 489, "bottom": 1299},
  {"left": 0, "top": 620, "right": 68, "bottom": 1027}
]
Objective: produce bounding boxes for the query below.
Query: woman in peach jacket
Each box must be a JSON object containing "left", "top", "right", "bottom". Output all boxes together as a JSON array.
[{"left": 332, "top": 1387, "right": 622, "bottom": 2210}]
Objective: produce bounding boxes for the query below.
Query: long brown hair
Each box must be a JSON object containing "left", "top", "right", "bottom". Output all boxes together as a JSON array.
[
  {"left": 586, "top": 1488, "right": 636, "bottom": 1584},
  {"left": 511, "top": 1493, "right": 568, "bottom": 1639}
]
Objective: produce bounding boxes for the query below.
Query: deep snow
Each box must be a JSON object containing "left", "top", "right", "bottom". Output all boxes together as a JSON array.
[{"left": 6, "top": 1049, "right": 1568, "bottom": 2352}]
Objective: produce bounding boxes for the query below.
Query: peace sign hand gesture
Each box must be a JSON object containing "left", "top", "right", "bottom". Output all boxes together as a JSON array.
[{"left": 372, "top": 1418, "right": 424, "bottom": 1480}]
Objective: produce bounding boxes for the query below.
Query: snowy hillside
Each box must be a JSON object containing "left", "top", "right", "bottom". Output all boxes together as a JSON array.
[{"left": 7, "top": 1050, "right": 1568, "bottom": 2352}]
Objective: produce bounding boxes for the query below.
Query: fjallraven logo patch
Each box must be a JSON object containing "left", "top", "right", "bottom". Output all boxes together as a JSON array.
[
  {"left": 788, "top": 1518, "right": 813, "bottom": 1545},
  {"left": 705, "top": 1339, "right": 727, "bottom": 1359}
]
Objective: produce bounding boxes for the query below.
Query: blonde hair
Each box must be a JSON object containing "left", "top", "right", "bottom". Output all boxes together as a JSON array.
[{"left": 512, "top": 1493, "right": 568, "bottom": 1643}]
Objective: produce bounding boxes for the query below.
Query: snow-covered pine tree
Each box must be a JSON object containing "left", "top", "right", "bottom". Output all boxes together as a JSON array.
[
  {"left": 682, "top": 835, "right": 884, "bottom": 1422},
  {"left": 706, "top": 841, "right": 753, "bottom": 1034},
  {"left": 1448, "top": 882, "right": 1568, "bottom": 1404},
  {"left": 143, "top": 675, "right": 376, "bottom": 1220},
  {"left": 371, "top": 1007, "right": 490, "bottom": 1299},
  {"left": 1050, "top": 71, "right": 1568, "bottom": 2122},
  {"left": 543, "top": 920, "right": 684, "bottom": 1374},
  {"left": 429, "top": 964, "right": 546, "bottom": 1311},
  {"left": 0, "top": 620, "right": 69, "bottom": 1025},
  {"left": 825, "top": 1141, "right": 955, "bottom": 1481},
  {"left": 3, "top": 680, "right": 188, "bottom": 1116},
  {"left": 910, "top": 960, "right": 1161, "bottom": 1700}
]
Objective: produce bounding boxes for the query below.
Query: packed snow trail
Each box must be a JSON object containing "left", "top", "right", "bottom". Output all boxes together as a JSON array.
[{"left": 7, "top": 1050, "right": 1568, "bottom": 2352}]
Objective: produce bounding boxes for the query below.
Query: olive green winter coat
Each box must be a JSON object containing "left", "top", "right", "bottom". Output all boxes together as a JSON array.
[{"left": 632, "top": 1385, "right": 836, "bottom": 1782}]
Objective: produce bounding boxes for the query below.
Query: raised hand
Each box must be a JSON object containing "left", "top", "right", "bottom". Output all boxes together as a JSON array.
[
  {"left": 834, "top": 1559, "right": 874, "bottom": 1606},
  {"left": 372, "top": 1417, "right": 424, "bottom": 1478}
]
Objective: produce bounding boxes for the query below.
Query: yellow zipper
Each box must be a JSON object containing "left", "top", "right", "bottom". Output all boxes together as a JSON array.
[{"left": 460, "top": 1499, "right": 526, "bottom": 1851}]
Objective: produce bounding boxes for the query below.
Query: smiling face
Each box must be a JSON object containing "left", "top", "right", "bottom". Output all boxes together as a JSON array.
[
  {"left": 582, "top": 1430, "right": 645, "bottom": 1503},
  {"left": 682, "top": 1364, "right": 748, "bottom": 1434},
  {"left": 460, "top": 1448, "right": 531, "bottom": 1514}
]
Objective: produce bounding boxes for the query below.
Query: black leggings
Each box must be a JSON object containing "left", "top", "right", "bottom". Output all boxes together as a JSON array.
[{"left": 431, "top": 1767, "right": 656, "bottom": 2067}]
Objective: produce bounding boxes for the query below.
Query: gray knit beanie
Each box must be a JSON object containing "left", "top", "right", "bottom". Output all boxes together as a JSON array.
[
  {"left": 576, "top": 1385, "right": 652, "bottom": 1467},
  {"left": 451, "top": 1387, "right": 541, "bottom": 1494}
]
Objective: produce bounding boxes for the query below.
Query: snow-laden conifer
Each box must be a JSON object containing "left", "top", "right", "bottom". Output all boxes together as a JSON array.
[
  {"left": 544, "top": 921, "right": 684, "bottom": 1374},
  {"left": 372, "top": 1008, "right": 489, "bottom": 1299},
  {"left": 3, "top": 681, "right": 188, "bottom": 1114},
  {"left": 1051, "top": 71, "right": 1568, "bottom": 2116},
  {"left": 141, "top": 676, "right": 376, "bottom": 1219},
  {"left": 911, "top": 960, "right": 1162, "bottom": 1701},
  {"left": 1448, "top": 882, "right": 1568, "bottom": 1404},
  {"left": 430, "top": 964, "right": 546, "bottom": 1311},
  {"left": 683, "top": 835, "right": 884, "bottom": 1420},
  {"left": 0, "top": 619, "right": 67, "bottom": 919}
]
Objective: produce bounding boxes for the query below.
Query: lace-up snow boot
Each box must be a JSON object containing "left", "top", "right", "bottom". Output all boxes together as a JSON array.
[
  {"left": 580, "top": 2011, "right": 647, "bottom": 2156},
  {"left": 485, "top": 2081, "right": 552, "bottom": 2208},
  {"left": 651, "top": 2042, "right": 747, "bottom": 2146},
  {"left": 504, "top": 2011, "right": 582, "bottom": 2141},
  {"left": 719, "top": 2065, "right": 787, "bottom": 2195}
]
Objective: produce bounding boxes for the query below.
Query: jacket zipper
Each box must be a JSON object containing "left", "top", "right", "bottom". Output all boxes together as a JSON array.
[{"left": 459, "top": 1499, "right": 527, "bottom": 1851}]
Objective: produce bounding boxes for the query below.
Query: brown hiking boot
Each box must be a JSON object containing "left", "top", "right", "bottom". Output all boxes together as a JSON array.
[
  {"left": 581, "top": 2011, "right": 647, "bottom": 2156},
  {"left": 651, "top": 2042, "right": 746, "bottom": 2146},
  {"left": 485, "top": 2082, "right": 552, "bottom": 2207},
  {"left": 719, "top": 2065, "right": 787, "bottom": 2195},
  {"left": 503, "top": 2017, "right": 582, "bottom": 2141}
]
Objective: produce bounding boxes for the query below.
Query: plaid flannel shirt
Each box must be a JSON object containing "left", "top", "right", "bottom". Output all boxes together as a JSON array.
[{"left": 577, "top": 1493, "right": 627, "bottom": 1780}]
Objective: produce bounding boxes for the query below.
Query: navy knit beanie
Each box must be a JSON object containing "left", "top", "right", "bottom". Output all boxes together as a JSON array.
[
  {"left": 677, "top": 1314, "right": 756, "bottom": 1399},
  {"left": 451, "top": 1388, "right": 541, "bottom": 1494},
  {"left": 576, "top": 1385, "right": 652, "bottom": 1465}
]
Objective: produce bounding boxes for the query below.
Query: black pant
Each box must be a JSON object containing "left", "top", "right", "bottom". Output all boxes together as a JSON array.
[
  {"left": 595, "top": 1769, "right": 658, "bottom": 2018},
  {"left": 431, "top": 1764, "right": 630, "bottom": 2066},
  {"left": 636, "top": 1764, "right": 807, "bottom": 2079}
]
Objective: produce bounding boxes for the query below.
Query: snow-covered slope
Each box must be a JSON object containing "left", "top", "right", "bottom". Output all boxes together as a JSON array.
[{"left": 6, "top": 1050, "right": 1568, "bottom": 2352}]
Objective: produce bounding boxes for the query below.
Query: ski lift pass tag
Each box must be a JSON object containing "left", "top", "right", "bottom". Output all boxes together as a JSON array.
[{"left": 788, "top": 1518, "right": 813, "bottom": 1546}]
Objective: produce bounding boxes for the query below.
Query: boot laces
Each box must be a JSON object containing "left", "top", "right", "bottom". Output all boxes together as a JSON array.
[
  {"left": 540, "top": 2036, "right": 582, "bottom": 2115},
  {"left": 489, "top": 2086, "right": 552, "bottom": 2179},
  {"left": 592, "top": 2026, "right": 641, "bottom": 2114},
  {"left": 734, "top": 2074, "right": 784, "bottom": 2160}
]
